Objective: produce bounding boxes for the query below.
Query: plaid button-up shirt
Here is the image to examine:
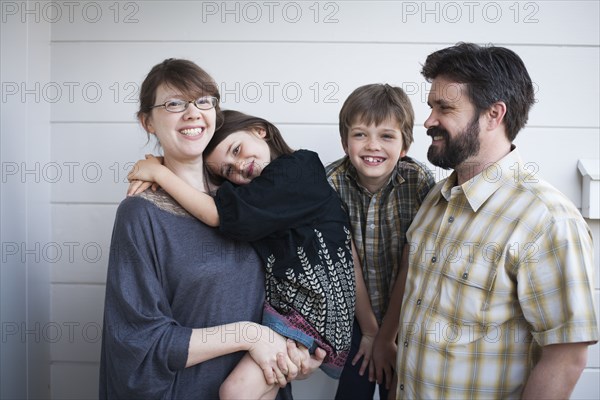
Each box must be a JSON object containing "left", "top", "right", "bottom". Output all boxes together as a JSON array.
[
  {"left": 397, "top": 148, "right": 599, "bottom": 399},
  {"left": 326, "top": 156, "right": 435, "bottom": 322}
]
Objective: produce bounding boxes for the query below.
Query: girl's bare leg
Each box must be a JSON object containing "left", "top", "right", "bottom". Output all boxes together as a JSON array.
[{"left": 220, "top": 353, "right": 280, "bottom": 400}]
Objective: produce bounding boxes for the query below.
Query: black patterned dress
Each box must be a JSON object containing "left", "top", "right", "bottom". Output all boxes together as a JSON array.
[{"left": 215, "top": 150, "right": 356, "bottom": 378}]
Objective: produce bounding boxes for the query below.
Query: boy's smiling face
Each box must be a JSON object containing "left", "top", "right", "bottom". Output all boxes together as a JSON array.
[{"left": 343, "top": 116, "right": 407, "bottom": 193}]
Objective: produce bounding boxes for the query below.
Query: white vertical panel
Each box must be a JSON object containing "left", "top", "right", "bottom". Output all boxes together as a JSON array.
[
  {"left": 1, "top": 13, "right": 30, "bottom": 398},
  {"left": 0, "top": 2, "right": 51, "bottom": 398},
  {"left": 24, "top": 13, "right": 53, "bottom": 399}
]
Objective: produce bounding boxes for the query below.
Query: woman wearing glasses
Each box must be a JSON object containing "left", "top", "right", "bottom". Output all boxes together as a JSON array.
[{"left": 99, "top": 59, "right": 324, "bottom": 399}]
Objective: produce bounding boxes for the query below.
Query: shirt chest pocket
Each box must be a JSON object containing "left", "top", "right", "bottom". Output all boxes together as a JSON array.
[{"left": 434, "top": 260, "right": 497, "bottom": 324}]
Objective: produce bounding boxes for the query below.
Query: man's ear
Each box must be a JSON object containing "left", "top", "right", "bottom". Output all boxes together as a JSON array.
[{"left": 485, "top": 101, "right": 507, "bottom": 131}]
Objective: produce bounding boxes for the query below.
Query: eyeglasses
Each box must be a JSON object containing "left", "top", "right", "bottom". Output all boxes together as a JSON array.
[{"left": 150, "top": 96, "right": 218, "bottom": 113}]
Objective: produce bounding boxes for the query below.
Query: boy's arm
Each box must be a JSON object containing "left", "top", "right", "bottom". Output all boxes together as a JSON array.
[
  {"left": 128, "top": 158, "right": 220, "bottom": 227},
  {"left": 373, "top": 243, "right": 409, "bottom": 388},
  {"left": 351, "top": 240, "right": 379, "bottom": 380}
]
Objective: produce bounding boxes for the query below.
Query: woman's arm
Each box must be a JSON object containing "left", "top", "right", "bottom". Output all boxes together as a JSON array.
[
  {"left": 351, "top": 240, "right": 379, "bottom": 380},
  {"left": 187, "top": 323, "right": 327, "bottom": 387},
  {"left": 102, "top": 200, "right": 195, "bottom": 397},
  {"left": 187, "top": 322, "right": 294, "bottom": 386},
  {"left": 103, "top": 199, "right": 297, "bottom": 395},
  {"left": 127, "top": 157, "right": 220, "bottom": 226}
]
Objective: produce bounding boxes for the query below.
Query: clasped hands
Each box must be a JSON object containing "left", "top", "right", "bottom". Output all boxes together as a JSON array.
[{"left": 252, "top": 335, "right": 326, "bottom": 387}]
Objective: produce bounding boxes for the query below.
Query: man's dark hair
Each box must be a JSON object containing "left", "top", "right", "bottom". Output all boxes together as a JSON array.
[{"left": 421, "top": 42, "right": 535, "bottom": 141}]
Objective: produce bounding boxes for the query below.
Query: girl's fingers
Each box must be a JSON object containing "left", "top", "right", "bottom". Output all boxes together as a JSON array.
[{"left": 127, "top": 180, "right": 143, "bottom": 196}]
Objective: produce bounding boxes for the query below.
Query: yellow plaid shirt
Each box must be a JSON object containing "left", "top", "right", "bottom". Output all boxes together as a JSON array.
[
  {"left": 397, "top": 148, "right": 598, "bottom": 399},
  {"left": 326, "top": 156, "right": 435, "bottom": 322}
]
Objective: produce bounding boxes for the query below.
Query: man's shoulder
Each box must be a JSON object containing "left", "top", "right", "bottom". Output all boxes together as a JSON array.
[{"left": 518, "top": 177, "right": 583, "bottom": 222}]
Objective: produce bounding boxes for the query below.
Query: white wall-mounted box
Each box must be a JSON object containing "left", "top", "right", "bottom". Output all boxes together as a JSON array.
[{"left": 578, "top": 159, "right": 600, "bottom": 219}]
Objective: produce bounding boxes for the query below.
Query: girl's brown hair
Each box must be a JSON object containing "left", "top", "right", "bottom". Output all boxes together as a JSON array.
[{"left": 204, "top": 110, "right": 294, "bottom": 184}]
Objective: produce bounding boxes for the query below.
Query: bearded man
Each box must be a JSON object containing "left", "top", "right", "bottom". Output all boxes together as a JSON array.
[{"left": 394, "top": 43, "right": 598, "bottom": 400}]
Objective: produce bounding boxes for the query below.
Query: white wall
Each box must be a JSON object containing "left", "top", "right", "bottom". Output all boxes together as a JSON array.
[
  {"left": 1, "top": 6, "right": 51, "bottom": 399},
  {"left": 1, "top": 1, "right": 599, "bottom": 398}
]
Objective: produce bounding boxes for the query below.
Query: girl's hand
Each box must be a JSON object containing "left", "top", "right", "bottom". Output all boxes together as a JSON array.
[
  {"left": 353, "top": 333, "right": 376, "bottom": 381},
  {"left": 127, "top": 154, "right": 163, "bottom": 182},
  {"left": 126, "top": 155, "right": 163, "bottom": 196},
  {"left": 372, "top": 332, "right": 398, "bottom": 389},
  {"left": 246, "top": 324, "right": 295, "bottom": 387},
  {"left": 127, "top": 180, "right": 156, "bottom": 196}
]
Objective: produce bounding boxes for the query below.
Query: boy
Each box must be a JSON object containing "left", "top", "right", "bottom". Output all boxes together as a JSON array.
[{"left": 326, "top": 84, "right": 435, "bottom": 399}]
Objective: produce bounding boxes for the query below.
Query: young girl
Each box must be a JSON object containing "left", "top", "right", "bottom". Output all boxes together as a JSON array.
[{"left": 128, "top": 110, "right": 378, "bottom": 399}]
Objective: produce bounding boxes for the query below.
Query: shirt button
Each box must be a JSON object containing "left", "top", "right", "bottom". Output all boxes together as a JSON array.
[
  {"left": 417, "top": 299, "right": 422, "bottom": 305},
  {"left": 448, "top": 216, "right": 454, "bottom": 223},
  {"left": 404, "top": 341, "right": 408, "bottom": 347},
  {"left": 431, "top": 256, "right": 437, "bottom": 263},
  {"left": 462, "top": 272, "right": 469, "bottom": 279},
  {"left": 400, "top": 384, "right": 404, "bottom": 390},
  {"left": 370, "top": 223, "right": 375, "bottom": 229}
]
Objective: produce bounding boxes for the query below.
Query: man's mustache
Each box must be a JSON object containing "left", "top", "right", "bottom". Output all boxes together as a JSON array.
[{"left": 427, "top": 126, "right": 449, "bottom": 139}]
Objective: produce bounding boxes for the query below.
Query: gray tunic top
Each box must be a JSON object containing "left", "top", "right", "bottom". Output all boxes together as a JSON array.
[{"left": 99, "top": 190, "right": 291, "bottom": 399}]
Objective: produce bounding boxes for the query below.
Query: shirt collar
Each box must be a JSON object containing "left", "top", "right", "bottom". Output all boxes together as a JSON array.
[{"left": 436, "top": 146, "right": 521, "bottom": 211}]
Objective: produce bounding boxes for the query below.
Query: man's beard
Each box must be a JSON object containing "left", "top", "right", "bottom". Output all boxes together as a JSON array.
[{"left": 427, "top": 117, "right": 481, "bottom": 170}]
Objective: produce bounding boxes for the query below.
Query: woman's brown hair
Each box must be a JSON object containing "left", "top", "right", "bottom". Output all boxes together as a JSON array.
[{"left": 137, "top": 58, "right": 223, "bottom": 132}]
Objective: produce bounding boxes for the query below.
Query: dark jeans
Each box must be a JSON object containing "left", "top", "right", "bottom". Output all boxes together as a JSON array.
[
  {"left": 277, "top": 383, "right": 293, "bottom": 400},
  {"left": 335, "top": 319, "right": 389, "bottom": 400}
]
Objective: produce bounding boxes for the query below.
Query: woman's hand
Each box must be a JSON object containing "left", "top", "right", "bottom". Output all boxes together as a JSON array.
[
  {"left": 276, "top": 339, "right": 326, "bottom": 383},
  {"left": 246, "top": 324, "right": 297, "bottom": 387}
]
